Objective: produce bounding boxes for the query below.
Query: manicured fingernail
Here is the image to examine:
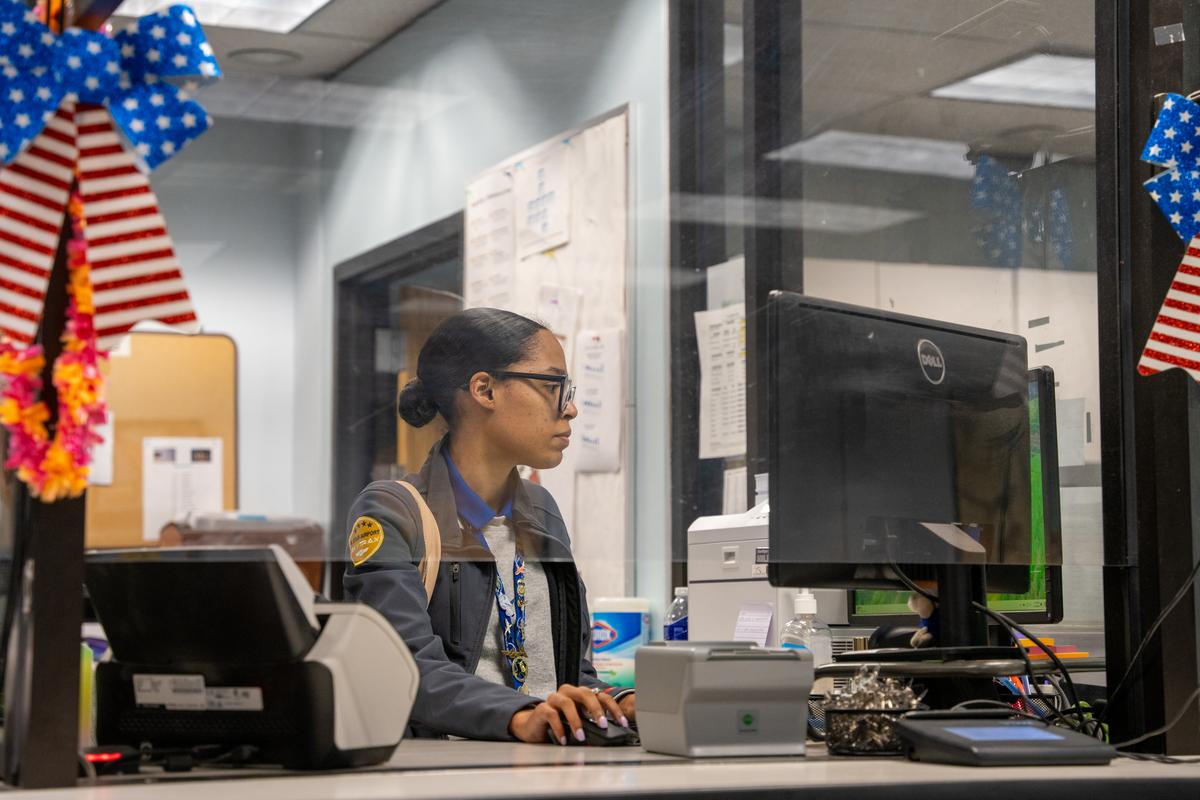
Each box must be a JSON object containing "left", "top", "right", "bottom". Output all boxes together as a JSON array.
[
  {"left": 595, "top": 716, "right": 608, "bottom": 729},
  {"left": 574, "top": 728, "right": 586, "bottom": 742},
  {"left": 619, "top": 716, "right": 629, "bottom": 728},
  {"left": 558, "top": 735, "right": 567, "bottom": 746}
]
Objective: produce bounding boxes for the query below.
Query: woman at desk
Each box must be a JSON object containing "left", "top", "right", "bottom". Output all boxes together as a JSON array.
[{"left": 343, "top": 308, "right": 635, "bottom": 745}]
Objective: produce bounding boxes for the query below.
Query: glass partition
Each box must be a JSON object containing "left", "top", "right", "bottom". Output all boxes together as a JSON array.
[
  {"left": 705, "top": 1, "right": 1103, "bottom": 638},
  {"left": 0, "top": 0, "right": 1138, "bottom": 776}
]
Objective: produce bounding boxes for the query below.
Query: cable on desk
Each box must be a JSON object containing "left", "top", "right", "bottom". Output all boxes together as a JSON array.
[
  {"left": 1099, "top": 555, "right": 1200, "bottom": 726},
  {"left": 1110, "top": 686, "right": 1200, "bottom": 751},
  {"left": 888, "top": 562, "right": 938, "bottom": 604},
  {"left": 974, "top": 603, "right": 1101, "bottom": 737},
  {"left": 138, "top": 743, "right": 261, "bottom": 772},
  {"left": 970, "top": 603, "right": 1101, "bottom": 736},
  {"left": 1118, "top": 752, "right": 1200, "bottom": 765},
  {"left": 887, "top": 562, "right": 1099, "bottom": 738}
]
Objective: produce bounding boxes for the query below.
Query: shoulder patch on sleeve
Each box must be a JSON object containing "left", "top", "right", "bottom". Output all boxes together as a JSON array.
[{"left": 349, "top": 516, "right": 385, "bottom": 566}]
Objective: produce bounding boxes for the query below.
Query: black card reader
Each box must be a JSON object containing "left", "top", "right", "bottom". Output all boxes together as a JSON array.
[{"left": 896, "top": 710, "right": 1116, "bottom": 767}]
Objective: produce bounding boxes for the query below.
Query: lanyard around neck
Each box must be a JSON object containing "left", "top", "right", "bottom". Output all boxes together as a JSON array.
[
  {"left": 466, "top": 517, "right": 529, "bottom": 695},
  {"left": 493, "top": 549, "right": 528, "bottom": 694}
]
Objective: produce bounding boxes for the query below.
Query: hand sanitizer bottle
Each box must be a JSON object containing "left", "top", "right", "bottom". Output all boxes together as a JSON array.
[{"left": 779, "top": 588, "right": 834, "bottom": 694}]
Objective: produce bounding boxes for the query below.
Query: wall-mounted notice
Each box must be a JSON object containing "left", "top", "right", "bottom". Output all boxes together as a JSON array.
[
  {"left": 464, "top": 170, "right": 516, "bottom": 310},
  {"left": 695, "top": 303, "right": 747, "bottom": 459},
  {"left": 707, "top": 255, "right": 745, "bottom": 310},
  {"left": 537, "top": 284, "right": 584, "bottom": 369},
  {"left": 575, "top": 328, "right": 622, "bottom": 473},
  {"left": 514, "top": 143, "right": 570, "bottom": 260},
  {"left": 722, "top": 465, "right": 748, "bottom": 514},
  {"left": 142, "top": 437, "right": 223, "bottom": 542}
]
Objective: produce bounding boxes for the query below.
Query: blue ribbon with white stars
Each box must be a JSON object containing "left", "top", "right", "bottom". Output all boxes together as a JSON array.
[
  {"left": 970, "top": 155, "right": 1024, "bottom": 268},
  {"left": 0, "top": 0, "right": 221, "bottom": 171},
  {"left": 1141, "top": 93, "right": 1200, "bottom": 240},
  {"left": 969, "top": 154, "right": 1075, "bottom": 268}
]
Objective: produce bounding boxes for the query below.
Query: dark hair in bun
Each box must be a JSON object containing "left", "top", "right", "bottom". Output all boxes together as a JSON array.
[
  {"left": 397, "top": 377, "right": 439, "bottom": 428},
  {"left": 396, "top": 308, "right": 547, "bottom": 428}
]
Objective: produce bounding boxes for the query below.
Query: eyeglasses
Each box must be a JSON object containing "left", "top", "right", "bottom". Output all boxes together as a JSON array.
[{"left": 492, "top": 371, "right": 576, "bottom": 416}]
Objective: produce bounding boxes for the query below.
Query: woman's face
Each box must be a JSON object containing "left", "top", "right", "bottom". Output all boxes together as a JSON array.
[{"left": 486, "top": 329, "right": 578, "bottom": 470}]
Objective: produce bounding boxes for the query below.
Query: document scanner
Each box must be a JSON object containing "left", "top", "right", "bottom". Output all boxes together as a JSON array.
[
  {"left": 635, "top": 642, "right": 812, "bottom": 757},
  {"left": 86, "top": 546, "right": 419, "bottom": 769}
]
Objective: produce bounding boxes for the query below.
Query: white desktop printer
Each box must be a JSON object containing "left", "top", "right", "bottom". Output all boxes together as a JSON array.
[
  {"left": 635, "top": 642, "right": 813, "bottom": 757},
  {"left": 687, "top": 502, "right": 848, "bottom": 646},
  {"left": 86, "top": 546, "right": 419, "bottom": 769}
]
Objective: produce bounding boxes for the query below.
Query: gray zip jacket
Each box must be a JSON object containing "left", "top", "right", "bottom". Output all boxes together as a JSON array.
[{"left": 342, "top": 438, "right": 609, "bottom": 740}]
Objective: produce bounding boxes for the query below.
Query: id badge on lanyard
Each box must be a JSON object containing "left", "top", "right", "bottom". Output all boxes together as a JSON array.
[{"left": 494, "top": 549, "right": 528, "bottom": 693}]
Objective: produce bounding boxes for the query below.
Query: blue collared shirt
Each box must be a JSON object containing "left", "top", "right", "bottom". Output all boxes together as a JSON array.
[{"left": 444, "top": 451, "right": 513, "bottom": 535}]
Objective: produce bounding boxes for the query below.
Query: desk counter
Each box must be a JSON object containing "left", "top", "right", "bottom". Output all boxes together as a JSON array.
[{"left": 9, "top": 740, "right": 1200, "bottom": 799}]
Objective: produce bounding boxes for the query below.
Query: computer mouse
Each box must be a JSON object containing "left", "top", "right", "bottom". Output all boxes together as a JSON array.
[{"left": 547, "top": 718, "right": 640, "bottom": 747}]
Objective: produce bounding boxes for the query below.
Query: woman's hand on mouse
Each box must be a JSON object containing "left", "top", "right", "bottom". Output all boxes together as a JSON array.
[{"left": 508, "top": 684, "right": 628, "bottom": 745}]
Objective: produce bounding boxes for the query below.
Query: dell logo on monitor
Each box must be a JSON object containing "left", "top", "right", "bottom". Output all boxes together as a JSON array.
[{"left": 917, "top": 339, "right": 946, "bottom": 385}]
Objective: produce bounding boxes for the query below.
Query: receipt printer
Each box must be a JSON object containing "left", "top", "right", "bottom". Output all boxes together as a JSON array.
[
  {"left": 86, "top": 546, "right": 419, "bottom": 769},
  {"left": 635, "top": 643, "right": 812, "bottom": 757}
]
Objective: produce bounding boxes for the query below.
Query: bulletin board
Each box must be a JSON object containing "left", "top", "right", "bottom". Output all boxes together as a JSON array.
[
  {"left": 85, "top": 333, "right": 238, "bottom": 548},
  {"left": 463, "top": 106, "right": 630, "bottom": 598}
]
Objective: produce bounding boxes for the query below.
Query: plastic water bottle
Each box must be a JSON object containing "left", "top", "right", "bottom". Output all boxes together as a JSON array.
[
  {"left": 663, "top": 587, "right": 689, "bottom": 641},
  {"left": 779, "top": 589, "right": 834, "bottom": 693}
]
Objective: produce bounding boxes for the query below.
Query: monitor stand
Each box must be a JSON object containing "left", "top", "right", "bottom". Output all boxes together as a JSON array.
[{"left": 935, "top": 563, "right": 990, "bottom": 649}]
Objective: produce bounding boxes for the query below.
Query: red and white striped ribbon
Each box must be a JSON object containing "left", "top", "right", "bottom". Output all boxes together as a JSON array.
[
  {"left": 0, "top": 105, "right": 76, "bottom": 345},
  {"left": 1138, "top": 235, "right": 1200, "bottom": 382},
  {"left": 0, "top": 102, "right": 199, "bottom": 352}
]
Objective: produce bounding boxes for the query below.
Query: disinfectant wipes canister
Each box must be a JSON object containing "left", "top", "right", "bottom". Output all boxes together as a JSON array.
[{"left": 590, "top": 597, "right": 650, "bottom": 688}]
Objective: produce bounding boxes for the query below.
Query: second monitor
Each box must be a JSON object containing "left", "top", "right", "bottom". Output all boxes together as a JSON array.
[{"left": 767, "top": 292, "right": 1052, "bottom": 645}]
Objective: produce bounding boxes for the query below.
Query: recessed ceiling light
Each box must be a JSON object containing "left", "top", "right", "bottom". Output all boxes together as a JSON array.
[
  {"left": 674, "top": 193, "right": 923, "bottom": 234},
  {"left": 196, "top": 74, "right": 461, "bottom": 131},
  {"left": 229, "top": 48, "right": 303, "bottom": 67},
  {"left": 767, "top": 130, "right": 974, "bottom": 180},
  {"left": 115, "top": 0, "right": 335, "bottom": 34},
  {"left": 931, "top": 54, "right": 1095, "bottom": 111}
]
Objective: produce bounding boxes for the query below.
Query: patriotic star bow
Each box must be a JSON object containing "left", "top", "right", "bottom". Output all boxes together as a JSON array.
[
  {"left": 0, "top": 0, "right": 220, "bottom": 169},
  {"left": 0, "top": 0, "right": 220, "bottom": 349},
  {"left": 1141, "top": 93, "right": 1200, "bottom": 240},
  {"left": 969, "top": 154, "right": 1074, "bottom": 268},
  {"left": 1137, "top": 94, "right": 1200, "bottom": 382}
]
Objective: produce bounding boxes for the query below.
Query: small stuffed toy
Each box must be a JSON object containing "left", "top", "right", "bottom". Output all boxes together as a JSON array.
[{"left": 908, "top": 593, "right": 939, "bottom": 648}]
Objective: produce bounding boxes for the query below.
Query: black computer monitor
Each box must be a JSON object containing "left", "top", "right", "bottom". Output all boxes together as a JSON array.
[
  {"left": 766, "top": 292, "right": 1044, "bottom": 646},
  {"left": 851, "top": 367, "right": 1064, "bottom": 626}
]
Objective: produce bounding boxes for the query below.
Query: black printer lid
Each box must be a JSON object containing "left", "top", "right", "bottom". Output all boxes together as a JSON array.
[{"left": 85, "top": 546, "right": 319, "bottom": 667}]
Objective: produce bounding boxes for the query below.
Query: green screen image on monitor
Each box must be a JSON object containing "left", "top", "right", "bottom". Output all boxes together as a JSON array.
[{"left": 853, "top": 370, "right": 1057, "bottom": 620}]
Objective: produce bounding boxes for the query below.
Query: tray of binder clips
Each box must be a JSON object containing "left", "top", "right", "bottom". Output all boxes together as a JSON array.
[{"left": 820, "top": 666, "right": 925, "bottom": 757}]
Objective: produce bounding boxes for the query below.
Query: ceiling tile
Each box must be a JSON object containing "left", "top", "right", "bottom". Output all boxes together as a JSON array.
[{"left": 298, "top": 0, "right": 442, "bottom": 39}]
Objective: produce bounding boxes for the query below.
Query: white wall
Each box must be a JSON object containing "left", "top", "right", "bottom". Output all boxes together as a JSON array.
[
  {"left": 297, "top": 0, "right": 672, "bottom": 612},
  {"left": 150, "top": 118, "right": 308, "bottom": 515}
]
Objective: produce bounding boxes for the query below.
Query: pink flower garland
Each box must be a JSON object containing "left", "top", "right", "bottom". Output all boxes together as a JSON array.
[{"left": 0, "top": 190, "right": 108, "bottom": 501}]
